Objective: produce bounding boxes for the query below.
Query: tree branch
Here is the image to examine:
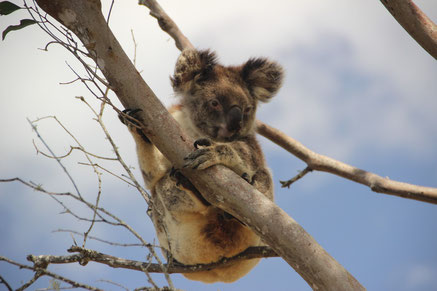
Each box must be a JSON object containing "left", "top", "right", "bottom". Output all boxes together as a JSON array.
[
  {"left": 257, "top": 121, "right": 437, "bottom": 204},
  {"left": 138, "top": 0, "right": 193, "bottom": 51},
  {"left": 380, "top": 0, "right": 437, "bottom": 59},
  {"left": 25, "top": 246, "right": 278, "bottom": 274},
  {"left": 34, "top": 0, "right": 364, "bottom": 289}
]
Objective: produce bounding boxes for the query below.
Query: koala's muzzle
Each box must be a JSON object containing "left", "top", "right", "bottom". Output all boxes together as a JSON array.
[{"left": 227, "top": 106, "right": 243, "bottom": 132}]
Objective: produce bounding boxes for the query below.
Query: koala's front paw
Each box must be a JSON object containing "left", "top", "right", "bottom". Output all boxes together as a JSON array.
[
  {"left": 183, "top": 138, "right": 218, "bottom": 170},
  {"left": 118, "top": 108, "right": 142, "bottom": 125},
  {"left": 118, "top": 109, "right": 150, "bottom": 143}
]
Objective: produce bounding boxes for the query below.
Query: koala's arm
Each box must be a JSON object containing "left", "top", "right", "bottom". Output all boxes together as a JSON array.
[
  {"left": 119, "top": 110, "right": 170, "bottom": 190},
  {"left": 184, "top": 136, "right": 274, "bottom": 200},
  {"left": 135, "top": 135, "right": 170, "bottom": 190}
]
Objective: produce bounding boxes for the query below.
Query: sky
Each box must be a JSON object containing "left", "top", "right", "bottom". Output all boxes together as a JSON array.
[{"left": 0, "top": 0, "right": 436, "bottom": 290}]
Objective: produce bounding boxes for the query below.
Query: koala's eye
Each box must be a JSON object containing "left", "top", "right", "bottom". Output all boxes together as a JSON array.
[
  {"left": 244, "top": 106, "right": 253, "bottom": 114},
  {"left": 209, "top": 99, "right": 221, "bottom": 109}
]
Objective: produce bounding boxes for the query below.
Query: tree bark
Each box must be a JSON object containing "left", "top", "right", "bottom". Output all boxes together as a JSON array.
[
  {"left": 34, "top": 0, "right": 365, "bottom": 289},
  {"left": 380, "top": 0, "right": 437, "bottom": 59}
]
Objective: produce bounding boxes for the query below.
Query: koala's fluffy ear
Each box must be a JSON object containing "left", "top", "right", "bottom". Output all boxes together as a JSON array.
[
  {"left": 241, "top": 58, "right": 284, "bottom": 102},
  {"left": 171, "top": 49, "right": 217, "bottom": 93}
]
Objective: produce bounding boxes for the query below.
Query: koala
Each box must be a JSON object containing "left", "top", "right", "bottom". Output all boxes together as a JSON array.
[{"left": 120, "top": 49, "right": 283, "bottom": 283}]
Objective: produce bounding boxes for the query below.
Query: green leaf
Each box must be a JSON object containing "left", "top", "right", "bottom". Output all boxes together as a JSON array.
[
  {"left": 0, "top": 1, "right": 22, "bottom": 15},
  {"left": 2, "top": 19, "right": 37, "bottom": 40}
]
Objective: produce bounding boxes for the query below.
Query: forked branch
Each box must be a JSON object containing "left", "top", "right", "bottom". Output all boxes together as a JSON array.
[{"left": 256, "top": 121, "right": 437, "bottom": 204}]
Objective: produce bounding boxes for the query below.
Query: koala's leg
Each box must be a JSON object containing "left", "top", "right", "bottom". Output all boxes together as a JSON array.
[{"left": 119, "top": 109, "right": 170, "bottom": 189}]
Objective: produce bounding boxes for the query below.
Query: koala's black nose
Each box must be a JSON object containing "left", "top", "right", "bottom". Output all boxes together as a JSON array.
[{"left": 227, "top": 106, "right": 243, "bottom": 132}]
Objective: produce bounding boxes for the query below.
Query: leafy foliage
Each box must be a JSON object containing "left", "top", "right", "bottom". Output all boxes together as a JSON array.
[
  {"left": 0, "top": 1, "right": 21, "bottom": 15},
  {"left": 1, "top": 1, "right": 38, "bottom": 40},
  {"left": 2, "top": 19, "right": 38, "bottom": 40}
]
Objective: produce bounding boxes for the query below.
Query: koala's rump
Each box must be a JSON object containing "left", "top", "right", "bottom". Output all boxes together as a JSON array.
[{"left": 151, "top": 174, "right": 261, "bottom": 283}]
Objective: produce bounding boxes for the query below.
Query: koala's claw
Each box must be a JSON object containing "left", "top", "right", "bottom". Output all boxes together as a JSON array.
[
  {"left": 170, "top": 167, "right": 184, "bottom": 187},
  {"left": 119, "top": 108, "right": 150, "bottom": 143},
  {"left": 118, "top": 108, "right": 143, "bottom": 125},
  {"left": 241, "top": 173, "right": 254, "bottom": 185},
  {"left": 194, "top": 138, "right": 212, "bottom": 149},
  {"left": 183, "top": 148, "right": 211, "bottom": 169}
]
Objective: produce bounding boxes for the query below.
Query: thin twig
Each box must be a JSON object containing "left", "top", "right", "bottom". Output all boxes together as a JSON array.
[
  {"left": 106, "top": 0, "right": 115, "bottom": 25},
  {"left": 78, "top": 162, "right": 137, "bottom": 187},
  {"left": 17, "top": 273, "right": 43, "bottom": 291},
  {"left": 97, "top": 279, "right": 129, "bottom": 291},
  {"left": 53, "top": 229, "right": 145, "bottom": 247},
  {"left": 0, "top": 256, "right": 102, "bottom": 291},
  {"left": 0, "top": 275, "right": 13, "bottom": 291},
  {"left": 27, "top": 117, "right": 83, "bottom": 198},
  {"left": 131, "top": 29, "right": 138, "bottom": 67},
  {"left": 280, "top": 166, "right": 313, "bottom": 188},
  {"left": 30, "top": 115, "right": 104, "bottom": 245},
  {"left": 77, "top": 95, "right": 151, "bottom": 204}
]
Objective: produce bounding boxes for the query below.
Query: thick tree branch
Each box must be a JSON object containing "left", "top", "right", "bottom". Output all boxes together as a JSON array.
[
  {"left": 257, "top": 121, "right": 437, "bottom": 204},
  {"left": 34, "top": 0, "right": 364, "bottom": 289},
  {"left": 380, "top": 0, "right": 437, "bottom": 59}
]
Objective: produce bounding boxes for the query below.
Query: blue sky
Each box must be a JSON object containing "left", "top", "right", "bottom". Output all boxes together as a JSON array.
[{"left": 1, "top": 0, "right": 436, "bottom": 290}]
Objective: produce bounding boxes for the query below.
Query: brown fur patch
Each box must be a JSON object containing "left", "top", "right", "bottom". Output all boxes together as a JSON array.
[{"left": 202, "top": 212, "right": 245, "bottom": 250}]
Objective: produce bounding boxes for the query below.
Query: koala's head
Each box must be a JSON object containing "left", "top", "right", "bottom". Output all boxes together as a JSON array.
[{"left": 171, "top": 49, "right": 283, "bottom": 141}]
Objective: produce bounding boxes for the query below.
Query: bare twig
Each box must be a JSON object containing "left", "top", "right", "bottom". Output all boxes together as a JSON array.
[
  {"left": 0, "top": 256, "right": 102, "bottom": 291},
  {"left": 53, "top": 229, "right": 145, "bottom": 247},
  {"left": 27, "top": 117, "right": 83, "bottom": 198},
  {"left": 29, "top": 115, "right": 104, "bottom": 245},
  {"left": 98, "top": 280, "right": 129, "bottom": 291},
  {"left": 17, "top": 272, "right": 43, "bottom": 291},
  {"left": 78, "top": 96, "right": 151, "bottom": 204},
  {"left": 0, "top": 275, "right": 13, "bottom": 291},
  {"left": 280, "top": 166, "right": 313, "bottom": 188},
  {"left": 380, "top": 0, "right": 437, "bottom": 59},
  {"left": 131, "top": 29, "right": 138, "bottom": 67}
]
